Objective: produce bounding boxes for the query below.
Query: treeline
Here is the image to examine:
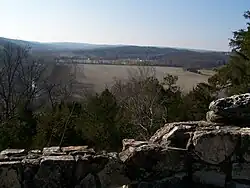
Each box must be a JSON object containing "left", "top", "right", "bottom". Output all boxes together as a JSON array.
[
  {"left": 0, "top": 10, "right": 249, "bottom": 152},
  {"left": 73, "top": 46, "right": 229, "bottom": 69}
]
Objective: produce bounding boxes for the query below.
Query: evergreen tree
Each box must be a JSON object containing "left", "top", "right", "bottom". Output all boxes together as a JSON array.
[{"left": 209, "top": 10, "right": 250, "bottom": 95}]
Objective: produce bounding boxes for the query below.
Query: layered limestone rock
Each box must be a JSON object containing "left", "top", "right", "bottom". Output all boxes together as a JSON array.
[
  {"left": 0, "top": 146, "right": 129, "bottom": 188},
  {"left": 1, "top": 93, "right": 250, "bottom": 188},
  {"left": 206, "top": 93, "right": 250, "bottom": 124},
  {"left": 1, "top": 121, "right": 250, "bottom": 188},
  {"left": 147, "top": 121, "right": 250, "bottom": 188}
]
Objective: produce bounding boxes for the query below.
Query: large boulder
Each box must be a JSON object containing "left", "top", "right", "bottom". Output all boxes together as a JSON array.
[
  {"left": 150, "top": 121, "right": 222, "bottom": 150},
  {"left": 240, "top": 128, "right": 250, "bottom": 162},
  {"left": 34, "top": 155, "right": 75, "bottom": 188},
  {"left": 192, "top": 163, "right": 227, "bottom": 188},
  {"left": 207, "top": 93, "right": 250, "bottom": 124},
  {"left": 192, "top": 126, "right": 240, "bottom": 164},
  {"left": 150, "top": 121, "right": 241, "bottom": 165},
  {"left": 119, "top": 139, "right": 188, "bottom": 182},
  {"left": 0, "top": 161, "right": 23, "bottom": 188},
  {"left": 97, "top": 152, "right": 130, "bottom": 188},
  {"left": 150, "top": 121, "right": 201, "bottom": 149},
  {"left": 74, "top": 153, "right": 109, "bottom": 187}
]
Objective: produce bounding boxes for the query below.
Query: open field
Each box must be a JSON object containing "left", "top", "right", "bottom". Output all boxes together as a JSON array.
[{"left": 74, "top": 64, "right": 215, "bottom": 93}]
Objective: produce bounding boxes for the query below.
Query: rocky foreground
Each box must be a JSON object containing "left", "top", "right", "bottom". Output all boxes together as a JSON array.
[{"left": 1, "top": 93, "right": 250, "bottom": 188}]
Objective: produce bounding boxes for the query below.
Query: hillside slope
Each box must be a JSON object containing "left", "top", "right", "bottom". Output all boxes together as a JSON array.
[
  {"left": 0, "top": 37, "right": 230, "bottom": 68},
  {"left": 0, "top": 37, "right": 117, "bottom": 51},
  {"left": 74, "top": 46, "right": 230, "bottom": 68}
]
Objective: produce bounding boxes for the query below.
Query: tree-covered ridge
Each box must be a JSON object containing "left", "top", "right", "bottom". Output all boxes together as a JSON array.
[
  {"left": 73, "top": 45, "right": 229, "bottom": 68},
  {"left": 0, "top": 37, "right": 229, "bottom": 69}
]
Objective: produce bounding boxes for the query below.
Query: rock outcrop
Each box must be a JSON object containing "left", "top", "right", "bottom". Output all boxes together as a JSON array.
[
  {"left": 0, "top": 146, "right": 130, "bottom": 188},
  {"left": 206, "top": 93, "right": 250, "bottom": 124},
  {"left": 1, "top": 93, "right": 250, "bottom": 188},
  {"left": 123, "top": 121, "right": 250, "bottom": 187}
]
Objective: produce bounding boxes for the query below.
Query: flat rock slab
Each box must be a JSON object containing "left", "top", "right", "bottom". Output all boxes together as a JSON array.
[
  {"left": 70, "top": 148, "right": 95, "bottom": 156},
  {"left": 61, "top": 146, "right": 88, "bottom": 153},
  {"left": 150, "top": 121, "right": 201, "bottom": 144},
  {"left": 122, "top": 139, "right": 149, "bottom": 151},
  {"left": 42, "top": 146, "right": 67, "bottom": 156},
  {"left": 0, "top": 149, "right": 26, "bottom": 156},
  {"left": 41, "top": 155, "right": 75, "bottom": 163}
]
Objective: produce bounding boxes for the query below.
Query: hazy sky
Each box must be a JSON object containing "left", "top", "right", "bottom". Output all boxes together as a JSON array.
[{"left": 1, "top": 0, "right": 250, "bottom": 51}]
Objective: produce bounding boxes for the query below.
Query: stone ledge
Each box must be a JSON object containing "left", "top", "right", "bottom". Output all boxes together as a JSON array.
[{"left": 1, "top": 120, "right": 250, "bottom": 187}]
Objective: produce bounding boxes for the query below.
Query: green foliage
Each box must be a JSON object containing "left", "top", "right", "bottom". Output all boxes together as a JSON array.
[
  {"left": 33, "top": 102, "right": 84, "bottom": 149},
  {"left": 0, "top": 109, "right": 37, "bottom": 150},
  {"left": 230, "top": 11, "right": 250, "bottom": 60},
  {"left": 209, "top": 10, "right": 250, "bottom": 95},
  {"left": 75, "top": 89, "right": 124, "bottom": 151},
  {"left": 1, "top": 10, "right": 249, "bottom": 152},
  {"left": 160, "top": 74, "right": 183, "bottom": 122},
  {"left": 180, "top": 83, "right": 215, "bottom": 121}
]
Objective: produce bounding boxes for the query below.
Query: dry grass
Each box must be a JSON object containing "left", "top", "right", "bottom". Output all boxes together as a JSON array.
[{"left": 74, "top": 64, "right": 215, "bottom": 93}]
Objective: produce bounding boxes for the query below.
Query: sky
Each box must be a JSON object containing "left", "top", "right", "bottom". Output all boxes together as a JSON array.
[{"left": 0, "top": 0, "right": 250, "bottom": 51}]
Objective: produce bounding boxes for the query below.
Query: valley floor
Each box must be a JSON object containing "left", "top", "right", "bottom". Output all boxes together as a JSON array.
[{"left": 74, "top": 64, "right": 214, "bottom": 93}]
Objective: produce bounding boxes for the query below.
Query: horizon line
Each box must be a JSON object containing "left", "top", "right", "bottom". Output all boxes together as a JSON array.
[{"left": 1, "top": 36, "right": 230, "bottom": 53}]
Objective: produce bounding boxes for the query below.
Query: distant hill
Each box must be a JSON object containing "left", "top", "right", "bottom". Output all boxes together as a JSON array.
[
  {"left": 0, "top": 37, "right": 119, "bottom": 51},
  {"left": 73, "top": 46, "right": 230, "bottom": 69},
  {"left": 0, "top": 37, "right": 230, "bottom": 69}
]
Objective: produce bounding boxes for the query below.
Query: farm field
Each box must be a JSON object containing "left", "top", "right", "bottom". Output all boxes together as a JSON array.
[{"left": 74, "top": 64, "right": 215, "bottom": 93}]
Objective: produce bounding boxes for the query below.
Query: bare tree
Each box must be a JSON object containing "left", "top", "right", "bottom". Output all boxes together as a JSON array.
[
  {"left": 0, "top": 43, "right": 81, "bottom": 120},
  {"left": 111, "top": 66, "right": 165, "bottom": 140},
  {"left": 0, "top": 44, "right": 46, "bottom": 120},
  {"left": 37, "top": 60, "right": 85, "bottom": 109}
]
